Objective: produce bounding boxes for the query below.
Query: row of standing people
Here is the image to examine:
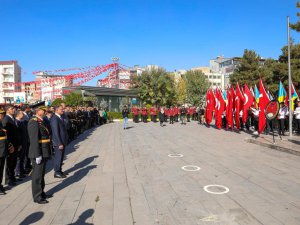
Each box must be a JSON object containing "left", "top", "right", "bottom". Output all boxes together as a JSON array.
[
  {"left": 217, "top": 101, "right": 300, "bottom": 136},
  {"left": 130, "top": 106, "right": 205, "bottom": 123},
  {"left": 122, "top": 105, "right": 206, "bottom": 129},
  {"left": 0, "top": 103, "right": 108, "bottom": 203}
]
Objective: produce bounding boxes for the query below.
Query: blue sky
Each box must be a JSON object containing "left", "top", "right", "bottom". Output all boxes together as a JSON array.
[{"left": 0, "top": 0, "right": 299, "bottom": 84}]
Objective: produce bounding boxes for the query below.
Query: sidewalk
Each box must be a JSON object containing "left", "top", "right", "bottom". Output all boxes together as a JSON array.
[{"left": 245, "top": 133, "right": 300, "bottom": 156}]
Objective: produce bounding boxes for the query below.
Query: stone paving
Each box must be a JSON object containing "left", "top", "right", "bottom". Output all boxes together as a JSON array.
[{"left": 0, "top": 121, "right": 300, "bottom": 225}]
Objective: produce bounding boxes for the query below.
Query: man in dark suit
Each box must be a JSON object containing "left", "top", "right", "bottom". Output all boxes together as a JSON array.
[
  {"left": 51, "top": 106, "right": 68, "bottom": 178},
  {"left": 2, "top": 105, "right": 20, "bottom": 186},
  {"left": 15, "top": 110, "right": 28, "bottom": 178},
  {"left": 28, "top": 106, "right": 51, "bottom": 204}
]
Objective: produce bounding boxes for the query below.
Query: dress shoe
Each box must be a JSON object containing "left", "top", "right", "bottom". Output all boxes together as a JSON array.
[
  {"left": 54, "top": 173, "right": 67, "bottom": 178},
  {"left": 34, "top": 198, "right": 49, "bottom": 204},
  {"left": 0, "top": 186, "right": 6, "bottom": 195},
  {"left": 61, "top": 171, "right": 69, "bottom": 176},
  {"left": 7, "top": 180, "right": 16, "bottom": 186},
  {"left": 16, "top": 174, "right": 26, "bottom": 179},
  {"left": 41, "top": 192, "right": 53, "bottom": 199}
]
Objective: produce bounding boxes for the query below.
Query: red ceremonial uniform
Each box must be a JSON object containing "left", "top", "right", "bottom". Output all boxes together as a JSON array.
[
  {"left": 132, "top": 107, "right": 139, "bottom": 116},
  {"left": 141, "top": 107, "right": 147, "bottom": 116},
  {"left": 169, "top": 108, "right": 174, "bottom": 117}
]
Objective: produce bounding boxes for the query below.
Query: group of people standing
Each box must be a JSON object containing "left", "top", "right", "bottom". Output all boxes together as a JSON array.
[
  {"left": 0, "top": 103, "right": 108, "bottom": 204},
  {"left": 122, "top": 105, "right": 206, "bottom": 128}
]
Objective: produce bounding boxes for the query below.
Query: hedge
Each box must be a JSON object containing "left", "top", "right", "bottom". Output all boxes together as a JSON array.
[{"left": 107, "top": 112, "right": 134, "bottom": 120}]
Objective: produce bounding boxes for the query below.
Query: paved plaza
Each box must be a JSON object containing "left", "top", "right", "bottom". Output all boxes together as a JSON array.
[{"left": 0, "top": 121, "right": 300, "bottom": 225}]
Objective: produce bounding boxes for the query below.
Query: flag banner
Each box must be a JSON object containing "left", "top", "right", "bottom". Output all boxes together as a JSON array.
[
  {"left": 278, "top": 81, "right": 287, "bottom": 103},
  {"left": 258, "top": 79, "right": 271, "bottom": 134},
  {"left": 242, "top": 84, "right": 254, "bottom": 124}
]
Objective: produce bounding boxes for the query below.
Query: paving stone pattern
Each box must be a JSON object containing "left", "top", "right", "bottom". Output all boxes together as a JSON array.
[{"left": 0, "top": 122, "right": 300, "bottom": 225}]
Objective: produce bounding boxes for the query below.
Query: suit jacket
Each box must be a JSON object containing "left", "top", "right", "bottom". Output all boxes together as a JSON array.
[
  {"left": 50, "top": 114, "right": 68, "bottom": 147},
  {"left": 16, "top": 119, "right": 29, "bottom": 150},
  {"left": 28, "top": 117, "right": 51, "bottom": 158},
  {"left": 2, "top": 115, "right": 19, "bottom": 149}
]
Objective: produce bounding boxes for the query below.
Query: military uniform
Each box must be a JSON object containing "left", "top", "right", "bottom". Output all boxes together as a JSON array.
[
  {"left": 0, "top": 123, "right": 7, "bottom": 193},
  {"left": 28, "top": 115, "right": 51, "bottom": 203}
]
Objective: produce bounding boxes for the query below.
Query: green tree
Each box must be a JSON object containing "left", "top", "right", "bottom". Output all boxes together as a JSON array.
[
  {"left": 230, "top": 49, "right": 262, "bottom": 86},
  {"left": 273, "top": 44, "right": 300, "bottom": 91},
  {"left": 51, "top": 98, "right": 65, "bottom": 107},
  {"left": 184, "top": 70, "right": 210, "bottom": 105},
  {"left": 131, "top": 67, "right": 176, "bottom": 106},
  {"left": 64, "top": 92, "right": 83, "bottom": 106},
  {"left": 291, "top": 2, "right": 300, "bottom": 32},
  {"left": 176, "top": 76, "right": 187, "bottom": 104}
]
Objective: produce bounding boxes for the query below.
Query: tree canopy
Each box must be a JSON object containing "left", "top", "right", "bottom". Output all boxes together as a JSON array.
[
  {"left": 131, "top": 67, "right": 176, "bottom": 106},
  {"left": 185, "top": 70, "right": 210, "bottom": 105},
  {"left": 291, "top": 2, "right": 300, "bottom": 32}
]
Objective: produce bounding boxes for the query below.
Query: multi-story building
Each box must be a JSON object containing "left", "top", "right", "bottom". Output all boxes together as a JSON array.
[
  {"left": 35, "top": 72, "right": 73, "bottom": 101},
  {"left": 0, "top": 60, "right": 21, "bottom": 104}
]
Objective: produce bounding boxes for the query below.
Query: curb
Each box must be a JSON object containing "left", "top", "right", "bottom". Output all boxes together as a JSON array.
[{"left": 245, "top": 138, "right": 300, "bottom": 157}]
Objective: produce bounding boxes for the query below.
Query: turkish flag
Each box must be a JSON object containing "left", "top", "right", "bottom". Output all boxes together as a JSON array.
[
  {"left": 215, "top": 89, "right": 225, "bottom": 129},
  {"left": 242, "top": 84, "right": 254, "bottom": 124},
  {"left": 205, "top": 89, "right": 214, "bottom": 125},
  {"left": 235, "top": 93, "right": 241, "bottom": 130},
  {"left": 236, "top": 83, "right": 245, "bottom": 102},
  {"left": 226, "top": 88, "right": 234, "bottom": 129},
  {"left": 258, "top": 79, "right": 271, "bottom": 134}
]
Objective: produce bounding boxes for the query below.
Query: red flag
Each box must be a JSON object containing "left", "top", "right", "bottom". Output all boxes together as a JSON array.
[
  {"left": 258, "top": 79, "right": 271, "bottom": 134},
  {"left": 226, "top": 88, "right": 234, "bottom": 129},
  {"left": 235, "top": 92, "right": 241, "bottom": 130},
  {"left": 236, "top": 83, "right": 245, "bottom": 102},
  {"left": 205, "top": 89, "right": 214, "bottom": 125},
  {"left": 215, "top": 89, "right": 225, "bottom": 129},
  {"left": 242, "top": 84, "right": 254, "bottom": 124}
]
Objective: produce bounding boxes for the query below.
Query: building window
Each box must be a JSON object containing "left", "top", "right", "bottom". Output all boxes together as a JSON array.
[{"left": 213, "top": 76, "right": 216, "bottom": 79}]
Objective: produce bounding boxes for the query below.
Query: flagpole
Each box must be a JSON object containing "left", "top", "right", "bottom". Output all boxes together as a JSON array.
[{"left": 287, "top": 16, "right": 293, "bottom": 137}]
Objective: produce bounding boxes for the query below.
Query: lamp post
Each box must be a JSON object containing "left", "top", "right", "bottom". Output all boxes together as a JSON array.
[
  {"left": 111, "top": 57, "right": 120, "bottom": 88},
  {"left": 287, "top": 17, "right": 293, "bottom": 137}
]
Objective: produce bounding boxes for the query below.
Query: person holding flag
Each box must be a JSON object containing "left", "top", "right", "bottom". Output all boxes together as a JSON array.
[
  {"left": 243, "top": 84, "right": 254, "bottom": 131},
  {"left": 205, "top": 89, "right": 214, "bottom": 126},
  {"left": 258, "top": 79, "right": 271, "bottom": 134}
]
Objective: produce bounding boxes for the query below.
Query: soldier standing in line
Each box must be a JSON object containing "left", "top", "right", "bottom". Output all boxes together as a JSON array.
[
  {"left": 150, "top": 106, "right": 155, "bottom": 122},
  {"left": 174, "top": 105, "right": 179, "bottom": 122},
  {"left": 0, "top": 109, "right": 8, "bottom": 195},
  {"left": 186, "top": 107, "right": 191, "bottom": 122},
  {"left": 28, "top": 106, "right": 51, "bottom": 204},
  {"left": 132, "top": 105, "right": 139, "bottom": 123},
  {"left": 2, "top": 105, "right": 20, "bottom": 186},
  {"left": 141, "top": 106, "right": 148, "bottom": 123}
]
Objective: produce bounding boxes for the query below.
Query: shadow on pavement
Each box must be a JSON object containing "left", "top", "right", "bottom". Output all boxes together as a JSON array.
[
  {"left": 47, "top": 165, "right": 97, "bottom": 196},
  {"left": 19, "top": 211, "right": 44, "bottom": 225},
  {"left": 64, "top": 155, "right": 98, "bottom": 174},
  {"left": 69, "top": 209, "right": 95, "bottom": 225}
]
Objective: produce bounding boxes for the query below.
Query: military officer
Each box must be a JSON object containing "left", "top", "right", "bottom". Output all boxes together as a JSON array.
[
  {"left": 0, "top": 109, "right": 7, "bottom": 194},
  {"left": 28, "top": 106, "right": 51, "bottom": 204}
]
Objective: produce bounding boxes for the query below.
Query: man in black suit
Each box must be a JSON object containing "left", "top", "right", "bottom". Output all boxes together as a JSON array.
[
  {"left": 0, "top": 109, "right": 8, "bottom": 194},
  {"left": 51, "top": 106, "right": 68, "bottom": 178},
  {"left": 28, "top": 106, "right": 51, "bottom": 204},
  {"left": 2, "top": 105, "right": 20, "bottom": 186},
  {"left": 15, "top": 110, "right": 28, "bottom": 178}
]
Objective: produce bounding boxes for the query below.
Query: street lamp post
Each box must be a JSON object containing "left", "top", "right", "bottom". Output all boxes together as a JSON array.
[
  {"left": 111, "top": 57, "right": 120, "bottom": 88},
  {"left": 287, "top": 17, "right": 293, "bottom": 137}
]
